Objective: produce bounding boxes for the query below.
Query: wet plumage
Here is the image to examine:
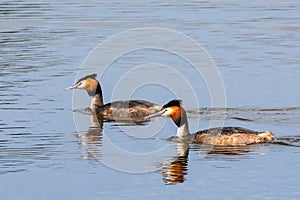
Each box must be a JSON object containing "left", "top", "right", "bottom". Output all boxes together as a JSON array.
[
  {"left": 146, "top": 100, "right": 275, "bottom": 146},
  {"left": 191, "top": 127, "right": 275, "bottom": 145},
  {"left": 66, "top": 74, "right": 161, "bottom": 122}
]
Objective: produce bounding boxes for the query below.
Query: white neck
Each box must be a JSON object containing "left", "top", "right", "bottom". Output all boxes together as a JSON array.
[
  {"left": 90, "top": 96, "right": 98, "bottom": 110},
  {"left": 176, "top": 122, "right": 190, "bottom": 138}
]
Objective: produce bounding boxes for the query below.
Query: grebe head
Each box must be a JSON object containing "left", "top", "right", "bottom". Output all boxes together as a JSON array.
[
  {"left": 66, "top": 74, "right": 99, "bottom": 96},
  {"left": 146, "top": 99, "right": 190, "bottom": 138},
  {"left": 146, "top": 100, "right": 186, "bottom": 126}
]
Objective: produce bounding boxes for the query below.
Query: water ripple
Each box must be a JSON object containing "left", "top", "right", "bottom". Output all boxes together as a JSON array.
[{"left": 188, "top": 107, "right": 300, "bottom": 125}]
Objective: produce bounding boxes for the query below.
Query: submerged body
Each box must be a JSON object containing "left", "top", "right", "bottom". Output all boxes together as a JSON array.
[
  {"left": 146, "top": 100, "right": 275, "bottom": 146},
  {"left": 95, "top": 100, "right": 161, "bottom": 120},
  {"left": 189, "top": 127, "right": 274, "bottom": 146},
  {"left": 66, "top": 74, "right": 161, "bottom": 121}
]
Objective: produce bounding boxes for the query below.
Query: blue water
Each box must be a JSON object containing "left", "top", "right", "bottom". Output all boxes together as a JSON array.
[{"left": 1, "top": 1, "right": 300, "bottom": 199}]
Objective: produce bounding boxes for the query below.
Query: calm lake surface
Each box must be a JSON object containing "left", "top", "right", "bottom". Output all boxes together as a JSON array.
[{"left": 1, "top": 0, "right": 300, "bottom": 199}]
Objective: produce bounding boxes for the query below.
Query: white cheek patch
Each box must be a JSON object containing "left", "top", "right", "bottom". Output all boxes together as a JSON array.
[
  {"left": 77, "top": 80, "right": 86, "bottom": 89},
  {"left": 162, "top": 108, "right": 172, "bottom": 117}
]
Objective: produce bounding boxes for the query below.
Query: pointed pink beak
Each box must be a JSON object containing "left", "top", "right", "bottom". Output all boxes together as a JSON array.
[
  {"left": 65, "top": 85, "right": 77, "bottom": 90},
  {"left": 144, "top": 109, "right": 165, "bottom": 120}
]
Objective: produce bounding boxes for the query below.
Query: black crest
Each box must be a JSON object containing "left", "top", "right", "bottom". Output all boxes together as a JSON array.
[
  {"left": 76, "top": 73, "right": 97, "bottom": 84},
  {"left": 163, "top": 99, "right": 182, "bottom": 108}
]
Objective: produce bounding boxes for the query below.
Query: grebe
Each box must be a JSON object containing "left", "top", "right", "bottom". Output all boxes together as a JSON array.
[
  {"left": 66, "top": 74, "right": 161, "bottom": 121},
  {"left": 146, "top": 100, "right": 275, "bottom": 146}
]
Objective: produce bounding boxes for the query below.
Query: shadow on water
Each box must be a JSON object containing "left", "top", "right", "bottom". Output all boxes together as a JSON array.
[{"left": 74, "top": 108, "right": 300, "bottom": 185}]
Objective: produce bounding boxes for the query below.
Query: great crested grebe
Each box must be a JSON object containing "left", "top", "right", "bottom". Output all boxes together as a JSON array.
[
  {"left": 66, "top": 74, "right": 161, "bottom": 121},
  {"left": 146, "top": 100, "right": 276, "bottom": 146}
]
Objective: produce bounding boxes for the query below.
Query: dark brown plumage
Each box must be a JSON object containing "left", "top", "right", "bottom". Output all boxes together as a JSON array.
[
  {"left": 191, "top": 127, "right": 275, "bottom": 145},
  {"left": 66, "top": 74, "right": 161, "bottom": 122},
  {"left": 147, "top": 100, "right": 276, "bottom": 146}
]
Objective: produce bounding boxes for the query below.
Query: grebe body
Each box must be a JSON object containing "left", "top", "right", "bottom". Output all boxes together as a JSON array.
[
  {"left": 146, "top": 100, "right": 275, "bottom": 146},
  {"left": 66, "top": 74, "right": 161, "bottom": 121}
]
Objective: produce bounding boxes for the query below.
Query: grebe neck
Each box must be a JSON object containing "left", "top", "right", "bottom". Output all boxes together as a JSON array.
[
  {"left": 174, "top": 108, "right": 190, "bottom": 138},
  {"left": 90, "top": 84, "right": 103, "bottom": 110},
  {"left": 176, "top": 121, "right": 190, "bottom": 138}
]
